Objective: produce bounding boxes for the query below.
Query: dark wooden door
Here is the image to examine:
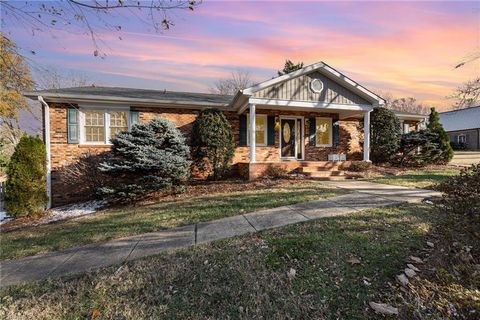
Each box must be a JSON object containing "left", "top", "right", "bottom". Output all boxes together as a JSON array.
[{"left": 281, "top": 119, "right": 296, "bottom": 157}]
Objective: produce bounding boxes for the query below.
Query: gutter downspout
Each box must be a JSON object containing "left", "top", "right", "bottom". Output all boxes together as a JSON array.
[{"left": 38, "top": 96, "right": 52, "bottom": 210}]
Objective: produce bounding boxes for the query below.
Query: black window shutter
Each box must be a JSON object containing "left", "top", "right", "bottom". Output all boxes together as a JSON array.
[
  {"left": 333, "top": 120, "right": 340, "bottom": 147},
  {"left": 239, "top": 115, "right": 247, "bottom": 146},
  {"left": 308, "top": 117, "right": 316, "bottom": 146},
  {"left": 267, "top": 116, "right": 275, "bottom": 145},
  {"left": 67, "top": 108, "right": 79, "bottom": 144}
]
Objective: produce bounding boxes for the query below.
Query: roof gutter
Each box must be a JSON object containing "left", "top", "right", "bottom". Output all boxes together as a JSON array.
[{"left": 38, "top": 96, "right": 52, "bottom": 210}]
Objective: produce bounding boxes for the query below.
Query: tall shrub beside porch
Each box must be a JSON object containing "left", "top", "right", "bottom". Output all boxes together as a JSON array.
[
  {"left": 192, "top": 108, "right": 235, "bottom": 180},
  {"left": 370, "top": 107, "right": 401, "bottom": 163}
]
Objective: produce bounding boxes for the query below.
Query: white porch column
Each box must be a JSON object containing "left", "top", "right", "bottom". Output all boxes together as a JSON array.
[
  {"left": 249, "top": 103, "right": 256, "bottom": 163},
  {"left": 363, "top": 110, "right": 371, "bottom": 162}
]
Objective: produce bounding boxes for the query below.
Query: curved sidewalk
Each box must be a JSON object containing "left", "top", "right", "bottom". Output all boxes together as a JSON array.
[{"left": 0, "top": 181, "right": 440, "bottom": 287}]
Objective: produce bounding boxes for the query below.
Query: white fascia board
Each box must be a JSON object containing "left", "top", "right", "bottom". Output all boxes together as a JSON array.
[
  {"left": 396, "top": 114, "right": 427, "bottom": 121},
  {"left": 249, "top": 98, "right": 373, "bottom": 112}
]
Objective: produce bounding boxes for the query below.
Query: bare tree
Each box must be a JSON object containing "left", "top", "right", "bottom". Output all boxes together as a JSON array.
[
  {"left": 210, "top": 70, "right": 255, "bottom": 95},
  {"left": 449, "top": 77, "right": 480, "bottom": 110},
  {"left": 35, "top": 67, "right": 92, "bottom": 90},
  {"left": 380, "top": 92, "right": 429, "bottom": 115},
  {"left": 1, "top": 1, "right": 200, "bottom": 57}
]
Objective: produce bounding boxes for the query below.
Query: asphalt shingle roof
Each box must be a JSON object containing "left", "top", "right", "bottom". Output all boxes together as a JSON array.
[{"left": 27, "top": 86, "right": 234, "bottom": 106}]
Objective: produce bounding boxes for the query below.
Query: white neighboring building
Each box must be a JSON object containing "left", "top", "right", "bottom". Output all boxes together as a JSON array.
[{"left": 439, "top": 106, "right": 480, "bottom": 150}]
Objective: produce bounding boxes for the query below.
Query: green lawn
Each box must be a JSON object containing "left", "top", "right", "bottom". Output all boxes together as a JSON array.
[
  {"left": 0, "top": 182, "right": 343, "bottom": 261},
  {"left": 368, "top": 168, "right": 459, "bottom": 189},
  {"left": 0, "top": 204, "right": 435, "bottom": 319}
]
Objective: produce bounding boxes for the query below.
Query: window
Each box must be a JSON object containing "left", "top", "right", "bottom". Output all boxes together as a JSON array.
[
  {"left": 81, "top": 109, "right": 129, "bottom": 144},
  {"left": 315, "top": 117, "right": 332, "bottom": 147},
  {"left": 458, "top": 134, "right": 466, "bottom": 144},
  {"left": 109, "top": 111, "right": 128, "bottom": 139},
  {"left": 247, "top": 115, "right": 267, "bottom": 146}
]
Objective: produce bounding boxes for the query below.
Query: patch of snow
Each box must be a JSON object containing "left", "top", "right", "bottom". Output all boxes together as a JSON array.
[
  {"left": 0, "top": 210, "right": 14, "bottom": 225},
  {"left": 39, "top": 200, "right": 106, "bottom": 224}
]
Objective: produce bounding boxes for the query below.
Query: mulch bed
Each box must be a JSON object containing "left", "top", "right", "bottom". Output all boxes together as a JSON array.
[{"left": 137, "top": 178, "right": 306, "bottom": 205}]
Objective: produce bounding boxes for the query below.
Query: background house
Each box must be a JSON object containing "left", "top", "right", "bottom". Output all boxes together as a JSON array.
[{"left": 439, "top": 106, "right": 480, "bottom": 150}]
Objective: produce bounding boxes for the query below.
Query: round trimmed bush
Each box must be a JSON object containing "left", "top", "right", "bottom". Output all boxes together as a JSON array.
[
  {"left": 5, "top": 136, "right": 48, "bottom": 217},
  {"left": 370, "top": 107, "right": 401, "bottom": 163}
]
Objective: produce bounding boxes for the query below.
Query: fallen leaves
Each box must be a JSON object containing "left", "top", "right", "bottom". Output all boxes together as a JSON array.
[
  {"left": 369, "top": 302, "right": 399, "bottom": 315},
  {"left": 347, "top": 256, "right": 361, "bottom": 265},
  {"left": 404, "top": 268, "right": 417, "bottom": 278},
  {"left": 287, "top": 268, "right": 296, "bottom": 280},
  {"left": 397, "top": 273, "right": 409, "bottom": 286},
  {"left": 409, "top": 256, "right": 424, "bottom": 264}
]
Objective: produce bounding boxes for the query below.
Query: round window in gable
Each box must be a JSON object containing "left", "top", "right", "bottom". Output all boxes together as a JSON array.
[{"left": 310, "top": 79, "right": 324, "bottom": 93}]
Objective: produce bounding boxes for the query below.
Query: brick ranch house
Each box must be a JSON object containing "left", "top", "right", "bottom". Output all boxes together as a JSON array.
[{"left": 25, "top": 62, "right": 426, "bottom": 208}]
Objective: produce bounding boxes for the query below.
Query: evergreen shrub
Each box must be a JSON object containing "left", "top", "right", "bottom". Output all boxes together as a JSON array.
[
  {"left": 5, "top": 136, "right": 47, "bottom": 216},
  {"left": 427, "top": 108, "right": 453, "bottom": 164},
  {"left": 99, "top": 118, "right": 191, "bottom": 201},
  {"left": 370, "top": 107, "right": 401, "bottom": 163},
  {"left": 192, "top": 108, "right": 234, "bottom": 180}
]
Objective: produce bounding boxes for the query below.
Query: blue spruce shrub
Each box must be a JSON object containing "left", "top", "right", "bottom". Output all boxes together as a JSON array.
[{"left": 99, "top": 118, "right": 191, "bottom": 200}]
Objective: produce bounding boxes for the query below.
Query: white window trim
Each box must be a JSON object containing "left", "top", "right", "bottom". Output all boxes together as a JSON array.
[
  {"left": 315, "top": 117, "right": 333, "bottom": 147},
  {"left": 79, "top": 106, "right": 130, "bottom": 145},
  {"left": 458, "top": 134, "right": 466, "bottom": 144},
  {"left": 247, "top": 114, "right": 268, "bottom": 147}
]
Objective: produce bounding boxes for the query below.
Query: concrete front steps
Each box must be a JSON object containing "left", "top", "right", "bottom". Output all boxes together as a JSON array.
[{"left": 297, "top": 161, "right": 353, "bottom": 180}]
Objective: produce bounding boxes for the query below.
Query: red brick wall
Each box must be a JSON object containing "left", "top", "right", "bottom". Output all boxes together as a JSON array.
[{"left": 48, "top": 104, "right": 365, "bottom": 206}]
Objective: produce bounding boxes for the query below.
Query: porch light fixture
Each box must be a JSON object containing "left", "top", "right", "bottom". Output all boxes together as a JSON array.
[
  {"left": 310, "top": 78, "right": 324, "bottom": 93},
  {"left": 275, "top": 116, "right": 280, "bottom": 130}
]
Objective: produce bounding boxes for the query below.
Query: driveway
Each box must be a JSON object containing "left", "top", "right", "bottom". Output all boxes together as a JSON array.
[{"left": 451, "top": 151, "right": 480, "bottom": 166}]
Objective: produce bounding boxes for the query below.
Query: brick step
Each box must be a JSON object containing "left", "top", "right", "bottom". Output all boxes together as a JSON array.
[
  {"left": 302, "top": 170, "right": 346, "bottom": 178},
  {"left": 298, "top": 161, "right": 351, "bottom": 168},
  {"left": 299, "top": 166, "right": 341, "bottom": 173},
  {"left": 308, "top": 176, "right": 351, "bottom": 181}
]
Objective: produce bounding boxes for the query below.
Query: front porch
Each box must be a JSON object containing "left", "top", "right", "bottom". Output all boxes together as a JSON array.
[{"left": 233, "top": 102, "right": 372, "bottom": 180}]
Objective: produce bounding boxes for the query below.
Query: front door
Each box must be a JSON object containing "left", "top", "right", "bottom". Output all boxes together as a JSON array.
[{"left": 281, "top": 119, "right": 296, "bottom": 158}]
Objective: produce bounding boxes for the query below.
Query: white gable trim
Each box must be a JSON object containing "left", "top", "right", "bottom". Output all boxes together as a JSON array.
[{"left": 242, "top": 61, "right": 385, "bottom": 106}]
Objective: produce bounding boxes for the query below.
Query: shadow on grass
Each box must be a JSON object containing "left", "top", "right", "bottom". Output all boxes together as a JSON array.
[
  {"left": 0, "top": 204, "right": 437, "bottom": 320},
  {"left": 0, "top": 185, "right": 343, "bottom": 260}
]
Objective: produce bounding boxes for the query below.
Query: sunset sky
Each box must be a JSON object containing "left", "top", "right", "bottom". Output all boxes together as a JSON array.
[{"left": 3, "top": 0, "right": 480, "bottom": 110}]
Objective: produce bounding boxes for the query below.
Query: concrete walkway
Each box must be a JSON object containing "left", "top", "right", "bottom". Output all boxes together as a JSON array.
[{"left": 0, "top": 181, "right": 440, "bottom": 287}]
